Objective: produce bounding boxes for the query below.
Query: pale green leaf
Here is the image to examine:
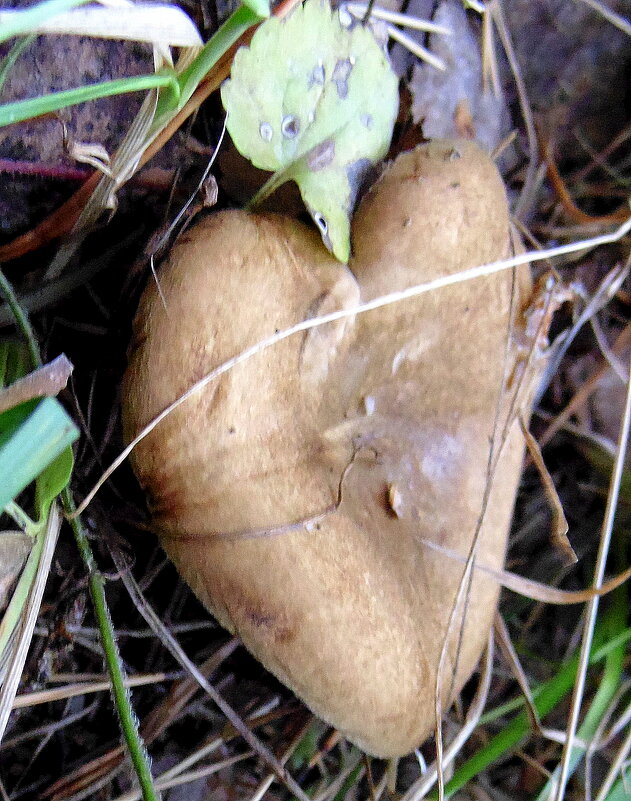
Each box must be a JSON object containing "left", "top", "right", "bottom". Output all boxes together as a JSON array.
[
  {"left": 35, "top": 447, "right": 74, "bottom": 523},
  {"left": 0, "top": 398, "right": 78, "bottom": 512},
  {"left": 221, "top": 0, "right": 399, "bottom": 261}
]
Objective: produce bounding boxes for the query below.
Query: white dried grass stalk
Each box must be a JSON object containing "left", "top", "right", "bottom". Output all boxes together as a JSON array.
[{"left": 0, "top": 3, "right": 202, "bottom": 47}]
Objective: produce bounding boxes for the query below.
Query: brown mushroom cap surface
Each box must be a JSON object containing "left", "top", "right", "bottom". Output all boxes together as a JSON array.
[{"left": 123, "top": 140, "right": 534, "bottom": 757}]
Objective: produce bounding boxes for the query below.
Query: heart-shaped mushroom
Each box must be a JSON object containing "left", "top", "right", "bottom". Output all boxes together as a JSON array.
[{"left": 123, "top": 140, "right": 536, "bottom": 757}]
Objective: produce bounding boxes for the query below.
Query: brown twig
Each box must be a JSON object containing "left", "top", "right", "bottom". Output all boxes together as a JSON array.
[{"left": 539, "top": 135, "right": 630, "bottom": 226}]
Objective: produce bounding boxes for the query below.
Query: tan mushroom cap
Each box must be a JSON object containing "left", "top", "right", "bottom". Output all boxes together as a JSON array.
[{"left": 123, "top": 140, "right": 534, "bottom": 757}]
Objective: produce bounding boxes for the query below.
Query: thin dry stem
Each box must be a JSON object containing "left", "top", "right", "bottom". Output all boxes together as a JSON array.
[
  {"left": 108, "top": 546, "right": 312, "bottom": 801},
  {"left": 489, "top": 0, "right": 539, "bottom": 219},
  {"left": 574, "top": 0, "right": 631, "bottom": 36},
  {"left": 0, "top": 505, "right": 61, "bottom": 742},
  {"left": 494, "top": 613, "right": 542, "bottom": 732},
  {"left": 401, "top": 635, "right": 494, "bottom": 801},
  {"left": 553, "top": 349, "right": 631, "bottom": 800},
  {"left": 12, "top": 673, "right": 169, "bottom": 709}
]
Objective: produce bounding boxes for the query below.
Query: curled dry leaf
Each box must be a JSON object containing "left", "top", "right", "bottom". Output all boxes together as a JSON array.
[
  {"left": 123, "top": 140, "right": 546, "bottom": 757},
  {"left": 410, "top": 0, "right": 510, "bottom": 156}
]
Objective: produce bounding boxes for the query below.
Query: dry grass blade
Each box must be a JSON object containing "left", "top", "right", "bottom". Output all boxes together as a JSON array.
[
  {"left": 73, "top": 216, "right": 631, "bottom": 517},
  {"left": 246, "top": 716, "right": 314, "bottom": 801},
  {"left": 0, "top": 505, "right": 61, "bottom": 741},
  {"left": 385, "top": 25, "right": 446, "bottom": 71},
  {"left": 417, "top": 537, "right": 631, "bottom": 604},
  {"left": 12, "top": 672, "right": 169, "bottom": 709},
  {"left": 400, "top": 635, "right": 494, "bottom": 801},
  {"left": 538, "top": 323, "right": 631, "bottom": 449},
  {"left": 41, "top": 642, "right": 239, "bottom": 800},
  {"left": 589, "top": 314, "right": 628, "bottom": 381},
  {"left": 45, "top": 88, "right": 160, "bottom": 279},
  {"left": 553, "top": 349, "right": 631, "bottom": 801},
  {"left": 488, "top": 0, "right": 538, "bottom": 219},
  {"left": 520, "top": 416, "right": 575, "bottom": 565},
  {"left": 494, "top": 613, "right": 542, "bottom": 732},
  {"left": 574, "top": 0, "right": 631, "bottom": 36},
  {"left": 345, "top": 2, "right": 452, "bottom": 35},
  {"left": 111, "top": 751, "right": 253, "bottom": 801},
  {"left": 594, "top": 710, "right": 631, "bottom": 801},
  {"left": 583, "top": 679, "right": 631, "bottom": 796},
  {"left": 0, "top": 3, "right": 203, "bottom": 46},
  {"left": 313, "top": 752, "right": 364, "bottom": 801},
  {"left": 536, "top": 260, "right": 630, "bottom": 404},
  {"left": 539, "top": 135, "right": 631, "bottom": 225},
  {"left": 108, "top": 546, "right": 312, "bottom": 801}
]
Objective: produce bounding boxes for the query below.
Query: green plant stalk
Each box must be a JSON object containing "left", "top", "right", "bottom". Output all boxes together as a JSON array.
[
  {"left": 534, "top": 579, "right": 628, "bottom": 799},
  {"left": 62, "top": 488, "right": 158, "bottom": 801},
  {"left": 3, "top": 500, "right": 36, "bottom": 533},
  {"left": 0, "top": 269, "right": 40, "bottom": 369},
  {"left": 153, "top": 3, "right": 263, "bottom": 127},
  {"left": 437, "top": 602, "right": 626, "bottom": 798},
  {"left": 0, "top": 71, "right": 178, "bottom": 128},
  {"left": 0, "top": 268, "right": 155, "bottom": 800},
  {"left": 247, "top": 164, "right": 294, "bottom": 210}
]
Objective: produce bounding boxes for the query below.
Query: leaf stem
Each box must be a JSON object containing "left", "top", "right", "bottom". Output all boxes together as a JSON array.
[
  {"left": 0, "top": 268, "right": 41, "bottom": 369},
  {"left": 3, "top": 500, "right": 36, "bottom": 534},
  {"left": 61, "top": 488, "right": 158, "bottom": 801},
  {"left": 246, "top": 167, "right": 292, "bottom": 209}
]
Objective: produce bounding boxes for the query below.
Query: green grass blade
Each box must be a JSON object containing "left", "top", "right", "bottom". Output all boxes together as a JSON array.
[
  {"left": 592, "top": 626, "right": 631, "bottom": 661},
  {"left": 0, "top": 400, "right": 36, "bottom": 449},
  {"left": 604, "top": 778, "right": 630, "bottom": 801},
  {"left": 533, "top": 589, "right": 627, "bottom": 800},
  {"left": 0, "top": 71, "right": 178, "bottom": 128},
  {"left": 438, "top": 603, "right": 625, "bottom": 798},
  {"left": 0, "top": 35, "right": 35, "bottom": 93},
  {"left": 0, "top": 397, "right": 78, "bottom": 510},
  {"left": 441, "top": 655, "right": 580, "bottom": 797},
  {"left": 159, "top": 4, "right": 261, "bottom": 122}
]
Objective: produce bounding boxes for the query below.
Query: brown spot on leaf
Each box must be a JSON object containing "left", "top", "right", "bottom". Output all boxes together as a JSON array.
[
  {"left": 307, "top": 139, "right": 335, "bottom": 171},
  {"left": 332, "top": 57, "right": 353, "bottom": 98}
]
